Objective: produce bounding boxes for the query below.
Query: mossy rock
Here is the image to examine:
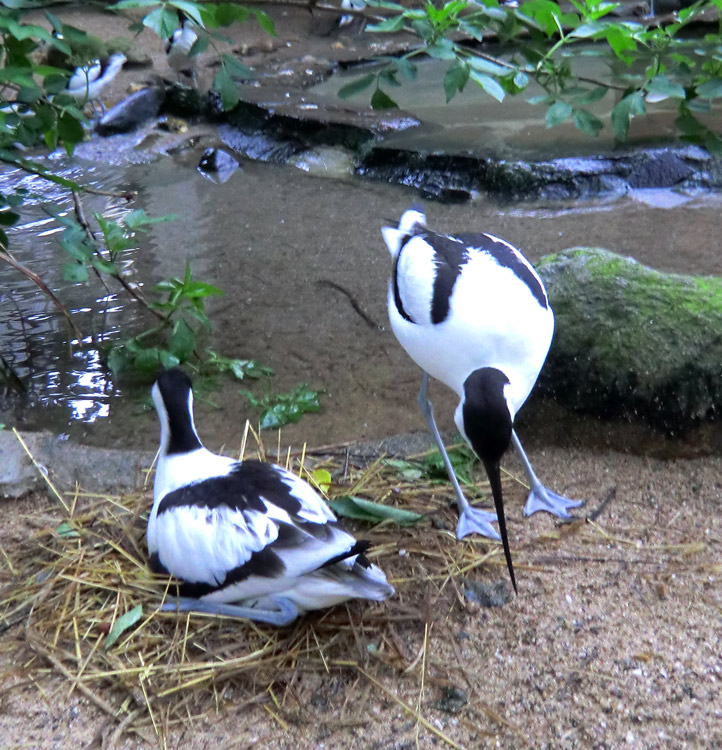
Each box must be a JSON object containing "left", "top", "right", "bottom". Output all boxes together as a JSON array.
[{"left": 536, "top": 248, "right": 722, "bottom": 433}]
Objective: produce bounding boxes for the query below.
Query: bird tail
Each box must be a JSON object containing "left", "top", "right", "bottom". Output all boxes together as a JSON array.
[
  {"left": 350, "top": 556, "right": 396, "bottom": 601},
  {"left": 321, "top": 549, "right": 395, "bottom": 602}
]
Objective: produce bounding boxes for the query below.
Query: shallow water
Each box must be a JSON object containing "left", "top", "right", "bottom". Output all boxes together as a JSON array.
[
  {"left": 316, "top": 55, "right": 715, "bottom": 159},
  {"left": 2, "top": 145, "right": 722, "bottom": 452}
]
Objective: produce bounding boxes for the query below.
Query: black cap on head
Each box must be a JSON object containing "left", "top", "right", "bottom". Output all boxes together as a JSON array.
[{"left": 153, "top": 368, "right": 202, "bottom": 454}]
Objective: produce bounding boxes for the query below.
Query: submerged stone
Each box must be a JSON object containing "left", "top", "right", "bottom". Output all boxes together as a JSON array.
[
  {"left": 536, "top": 248, "right": 722, "bottom": 432},
  {"left": 197, "top": 147, "right": 240, "bottom": 184},
  {"left": 96, "top": 87, "right": 164, "bottom": 136}
]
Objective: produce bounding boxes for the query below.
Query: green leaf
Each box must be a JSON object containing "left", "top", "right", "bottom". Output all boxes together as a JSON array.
[
  {"left": 244, "top": 384, "right": 322, "bottom": 429},
  {"left": 545, "top": 100, "right": 572, "bottom": 128},
  {"left": 427, "top": 38, "right": 456, "bottom": 61},
  {"left": 469, "top": 71, "right": 505, "bottom": 102},
  {"left": 110, "top": 0, "right": 161, "bottom": 7},
  {"left": 611, "top": 91, "right": 645, "bottom": 139},
  {"left": 370, "top": 88, "right": 398, "bottom": 109},
  {"left": 338, "top": 73, "right": 376, "bottom": 99},
  {"left": 62, "top": 261, "right": 89, "bottom": 283},
  {"left": 328, "top": 496, "right": 424, "bottom": 525},
  {"left": 647, "top": 75, "right": 686, "bottom": 100},
  {"left": 214, "top": 4, "right": 250, "bottom": 26},
  {"left": 90, "top": 256, "right": 119, "bottom": 275},
  {"left": 133, "top": 347, "right": 165, "bottom": 372},
  {"left": 251, "top": 8, "right": 276, "bottom": 36},
  {"left": 518, "top": 0, "right": 565, "bottom": 35},
  {"left": 143, "top": 7, "right": 179, "bottom": 39},
  {"left": 383, "top": 458, "right": 424, "bottom": 481},
  {"left": 467, "top": 57, "right": 509, "bottom": 77},
  {"left": 367, "top": 15, "right": 405, "bottom": 32},
  {"left": 675, "top": 111, "right": 706, "bottom": 136},
  {"left": 123, "top": 209, "right": 177, "bottom": 230},
  {"left": 512, "top": 71, "right": 529, "bottom": 90},
  {"left": 105, "top": 604, "right": 143, "bottom": 650},
  {"left": 189, "top": 36, "right": 210, "bottom": 56},
  {"left": 604, "top": 25, "right": 637, "bottom": 63},
  {"left": 570, "top": 22, "right": 605, "bottom": 38},
  {"left": 696, "top": 78, "right": 722, "bottom": 99},
  {"left": 169, "top": 0, "right": 206, "bottom": 27},
  {"left": 221, "top": 53, "right": 253, "bottom": 80},
  {"left": 572, "top": 108, "right": 604, "bottom": 137},
  {"left": 571, "top": 86, "right": 607, "bottom": 105},
  {"left": 443, "top": 61, "right": 469, "bottom": 102},
  {"left": 168, "top": 318, "right": 196, "bottom": 361},
  {"left": 393, "top": 57, "right": 417, "bottom": 81},
  {"left": 0, "top": 210, "right": 19, "bottom": 227},
  {"left": 57, "top": 112, "right": 85, "bottom": 154},
  {"left": 159, "top": 349, "right": 181, "bottom": 369},
  {"left": 55, "top": 521, "right": 80, "bottom": 538},
  {"left": 212, "top": 67, "right": 239, "bottom": 111},
  {"left": 106, "top": 345, "right": 130, "bottom": 375}
]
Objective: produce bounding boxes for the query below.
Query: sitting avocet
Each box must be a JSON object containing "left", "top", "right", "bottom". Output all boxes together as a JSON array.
[
  {"left": 65, "top": 53, "right": 126, "bottom": 114},
  {"left": 383, "top": 205, "right": 583, "bottom": 590},
  {"left": 147, "top": 368, "right": 394, "bottom": 625}
]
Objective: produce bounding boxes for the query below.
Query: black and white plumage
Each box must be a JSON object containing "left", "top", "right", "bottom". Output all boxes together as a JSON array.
[
  {"left": 66, "top": 53, "right": 126, "bottom": 114},
  {"left": 165, "top": 20, "right": 198, "bottom": 83},
  {"left": 383, "top": 206, "right": 583, "bottom": 591},
  {"left": 148, "top": 368, "right": 394, "bottom": 625}
]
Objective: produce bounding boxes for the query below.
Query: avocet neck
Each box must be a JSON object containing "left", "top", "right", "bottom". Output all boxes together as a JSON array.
[{"left": 151, "top": 381, "right": 202, "bottom": 457}]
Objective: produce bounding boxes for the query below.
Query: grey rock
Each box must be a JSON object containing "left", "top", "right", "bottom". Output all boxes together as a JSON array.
[
  {"left": 96, "top": 87, "right": 164, "bottom": 136},
  {"left": 197, "top": 147, "right": 240, "bottom": 183},
  {"left": 432, "top": 686, "right": 469, "bottom": 714},
  {"left": 537, "top": 247, "right": 722, "bottom": 432},
  {"left": 463, "top": 579, "right": 513, "bottom": 607},
  {"left": 0, "top": 430, "right": 153, "bottom": 499}
]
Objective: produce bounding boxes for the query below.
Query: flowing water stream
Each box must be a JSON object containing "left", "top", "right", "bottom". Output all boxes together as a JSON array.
[{"left": 2, "top": 127, "right": 722, "bottom": 453}]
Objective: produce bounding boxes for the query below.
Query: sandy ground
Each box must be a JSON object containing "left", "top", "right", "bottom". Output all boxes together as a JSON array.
[{"left": 1, "top": 445, "right": 721, "bottom": 749}]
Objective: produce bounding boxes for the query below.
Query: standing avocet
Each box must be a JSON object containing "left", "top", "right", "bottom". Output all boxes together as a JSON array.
[
  {"left": 383, "top": 205, "right": 583, "bottom": 590},
  {"left": 148, "top": 368, "right": 394, "bottom": 625}
]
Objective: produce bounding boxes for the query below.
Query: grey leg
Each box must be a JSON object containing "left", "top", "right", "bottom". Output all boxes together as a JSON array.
[
  {"left": 161, "top": 596, "right": 300, "bottom": 626},
  {"left": 511, "top": 430, "right": 584, "bottom": 518},
  {"left": 417, "top": 372, "right": 501, "bottom": 541}
]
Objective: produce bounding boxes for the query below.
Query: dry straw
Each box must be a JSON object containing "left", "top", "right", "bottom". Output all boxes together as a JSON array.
[{"left": 0, "top": 426, "right": 528, "bottom": 747}]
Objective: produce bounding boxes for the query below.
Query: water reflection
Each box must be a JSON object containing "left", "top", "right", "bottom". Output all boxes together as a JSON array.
[{"left": 1, "top": 151, "right": 722, "bottom": 449}]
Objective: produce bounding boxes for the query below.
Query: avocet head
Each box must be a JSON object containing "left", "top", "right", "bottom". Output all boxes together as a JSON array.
[
  {"left": 381, "top": 204, "right": 427, "bottom": 258},
  {"left": 454, "top": 366, "right": 517, "bottom": 591},
  {"left": 106, "top": 53, "right": 127, "bottom": 72},
  {"left": 454, "top": 367, "right": 513, "bottom": 465},
  {"left": 151, "top": 368, "right": 202, "bottom": 455}
]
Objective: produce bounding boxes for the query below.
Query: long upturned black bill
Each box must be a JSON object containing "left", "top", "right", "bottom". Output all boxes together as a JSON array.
[{"left": 483, "top": 458, "right": 517, "bottom": 594}]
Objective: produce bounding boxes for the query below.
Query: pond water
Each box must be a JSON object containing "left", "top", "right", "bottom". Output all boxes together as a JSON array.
[
  {"left": 316, "top": 54, "right": 717, "bottom": 159},
  {"left": 2, "top": 135, "right": 722, "bottom": 453}
]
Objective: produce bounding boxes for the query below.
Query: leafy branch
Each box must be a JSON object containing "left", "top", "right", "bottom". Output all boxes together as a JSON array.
[{"left": 339, "top": 0, "right": 722, "bottom": 150}]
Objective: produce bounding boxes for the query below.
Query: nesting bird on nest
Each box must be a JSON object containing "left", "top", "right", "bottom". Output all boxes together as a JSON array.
[
  {"left": 148, "top": 368, "right": 394, "bottom": 625},
  {"left": 64, "top": 53, "right": 127, "bottom": 114},
  {"left": 383, "top": 205, "right": 583, "bottom": 590},
  {"left": 39, "top": 26, "right": 126, "bottom": 115}
]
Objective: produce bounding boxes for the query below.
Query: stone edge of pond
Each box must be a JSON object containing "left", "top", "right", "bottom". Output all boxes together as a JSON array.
[
  {"left": 0, "top": 429, "right": 440, "bottom": 500},
  {"left": 163, "top": 84, "right": 722, "bottom": 202},
  {"left": 95, "top": 81, "right": 722, "bottom": 202}
]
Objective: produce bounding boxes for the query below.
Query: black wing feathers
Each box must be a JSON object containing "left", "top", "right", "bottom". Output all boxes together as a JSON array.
[
  {"left": 157, "top": 460, "right": 302, "bottom": 517},
  {"left": 424, "top": 232, "right": 469, "bottom": 324}
]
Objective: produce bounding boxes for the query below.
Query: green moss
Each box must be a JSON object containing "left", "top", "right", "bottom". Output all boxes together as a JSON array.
[{"left": 536, "top": 247, "right": 722, "bottom": 431}]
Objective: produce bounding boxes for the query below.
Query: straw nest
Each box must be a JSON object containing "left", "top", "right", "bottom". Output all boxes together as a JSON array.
[{"left": 0, "top": 427, "right": 527, "bottom": 748}]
